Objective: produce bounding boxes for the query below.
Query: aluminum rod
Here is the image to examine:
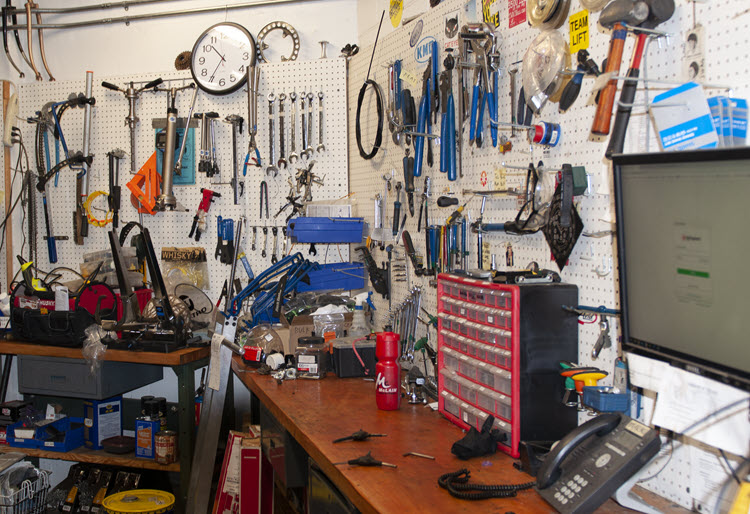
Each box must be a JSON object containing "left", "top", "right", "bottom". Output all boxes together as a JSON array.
[
  {"left": 18, "top": 0, "right": 181, "bottom": 15},
  {"left": 7, "top": 0, "right": 313, "bottom": 30}
]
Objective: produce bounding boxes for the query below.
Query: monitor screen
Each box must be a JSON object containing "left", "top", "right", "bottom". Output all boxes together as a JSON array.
[{"left": 614, "top": 148, "right": 750, "bottom": 392}]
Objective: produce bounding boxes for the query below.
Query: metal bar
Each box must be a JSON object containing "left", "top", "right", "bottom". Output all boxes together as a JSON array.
[
  {"left": 3, "top": 81, "right": 13, "bottom": 288},
  {"left": 173, "top": 360, "right": 200, "bottom": 508},
  {"left": 8, "top": 0, "right": 314, "bottom": 30},
  {"left": 81, "top": 71, "right": 93, "bottom": 195},
  {"left": 18, "top": 0, "right": 179, "bottom": 15}
]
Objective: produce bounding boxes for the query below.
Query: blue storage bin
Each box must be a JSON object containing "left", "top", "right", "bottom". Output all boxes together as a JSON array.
[
  {"left": 582, "top": 386, "right": 629, "bottom": 414},
  {"left": 7, "top": 421, "right": 40, "bottom": 449},
  {"left": 297, "top": 263, "right": 366, "bottom": 292},
  {"left": 287, "top": 217, "right": 365, "bottom": 244},
  {"left": 38, "top": 416, "right": 85, "bottom": 452}
]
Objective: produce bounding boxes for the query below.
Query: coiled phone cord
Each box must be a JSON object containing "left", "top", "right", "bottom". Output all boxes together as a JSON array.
[{"left": 438, "top": 469, "right": 536, "bottom": 500}]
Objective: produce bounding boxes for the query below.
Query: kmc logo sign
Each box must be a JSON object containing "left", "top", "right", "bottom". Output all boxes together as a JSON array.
[{"left": 414, "top": 36, "right": 436, "bottom": 64}]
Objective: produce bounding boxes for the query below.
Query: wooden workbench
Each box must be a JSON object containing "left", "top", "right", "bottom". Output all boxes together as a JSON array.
[{"left": 231, "top": 356, "right": 687, "bottom": 514}]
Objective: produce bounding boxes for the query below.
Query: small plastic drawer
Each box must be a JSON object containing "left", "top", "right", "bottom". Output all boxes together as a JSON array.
[
  {"left": 459, "top": 403, "right": 478, "bottom": 428},
  {"left": 465, "top": 305, "right": 479, "bottom": 321},
  {"left": 458, "top": 379, "right": 478, "bottom": 404},
  {"left": 487, "top": 290, "right": 511, "bottom": 309},
  {"left": 477, "top": 364, "right": 512, "bottom": 395},
  {"left": 441, "top": 391, "right": 461, "bottom": 418},
  {"left": 440, "top": 368, "right": 459, "bottom": 395},
  {"left": 458, "top": 285, "right": 470, "bottom": 301},
  {"left": 457, "top": 320, "right": 469, "bottom": 336},
  {"left": 472, "top": 341, "right": 488, "bottom": 361},
  {"left": 492, "top": 348, "right": 512, "bottom": 369},
  {"left": 441, "top": 347, "right": 459, "bottom": 371},
  {"left": 441, "top": 332, "right": 457, "bottom": 350},
  {"left": 458, "top": 337, "right": 474, "bottom": 357},
  {"left": 486, "top": 310, "right": 511, "bottom": 329},
  {"left": 473, "top": 306, "right": 488, "bottom": 324},
  {"left": 458, "top": 356, "right": 477, "bottom": 381},
  {"left": 477, "top": 388, "right": 512, "bottom": 421},
  {"left": 473, "top": 288, "right": 487, "bottom": 305}
]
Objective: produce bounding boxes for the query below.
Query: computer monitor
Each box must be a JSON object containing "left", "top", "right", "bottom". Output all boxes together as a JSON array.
[{"left": 614, "top": 148, "right": 750, "bottom": 392}]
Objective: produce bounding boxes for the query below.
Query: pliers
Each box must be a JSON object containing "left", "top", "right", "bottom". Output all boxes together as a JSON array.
[{"left": 333, "top": 429, "right": 387, "bottom": 443}]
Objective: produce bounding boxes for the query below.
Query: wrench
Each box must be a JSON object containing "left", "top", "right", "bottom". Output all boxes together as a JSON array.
[
  {"left": 282, "top": 227, "right": 288, "bottom": 256},
  {"left": 271, "top": 227, "right": 279, "bottom": 264},
  {"left": 317, "top": 91, "right": 325, "bottom": 153},
  {"left": 261, "top": 226, "right": 268, "bottom": 258},
  {"left": 300, "top": 91, "right": 309, "bottom": 159},
  {"left": 289, "top": 92, "right": 299, "bottom": 164},
  {"left": 306, "top": 92, "right": 314, "bottom": 156},
  {"left": 266, "top": 93, "right": 278, "bottom": 177},
  {"left": 278, "top": 93, "right": 287, "bottom": 169},
  {"left": 591, "top": 318, "right": 611, "bottom": 359},
  {"left": 251, "top": 226, "right": 257, "bottom": 251}
]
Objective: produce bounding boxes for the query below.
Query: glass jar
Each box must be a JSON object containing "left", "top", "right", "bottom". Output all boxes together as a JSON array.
[{"left": 295, "top": 336, "right": 328, "bottom": 379}]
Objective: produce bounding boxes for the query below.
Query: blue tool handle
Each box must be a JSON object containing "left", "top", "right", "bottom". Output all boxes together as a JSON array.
[
  {"left": 242, "top": 152, "right": 250, "bottom": 176},
  {"left": 392, "top": 201, "right": 401, "bottom": 236},
  {"left": 447, "top": 94, "right": 456, "bottom": 182},
  {"left": 227, "top": 219, "right": 234, "bottom": 241},
  {"left": 476, "top": 90, "right": 486, "bottom": 145},
  {"left": 469, "top": 84, "right": 479, "bottom": 142},
  {"left": 217, "top": 216, "right": 223, "bottom": 238},
  {"left": 481, "top": 223, "right": 506, "bottom": 231},
  {"left": 489, "top": 71, "right": 498, "bottom": 147},
  {"left": 413, "top": 95, "right": 429, "bottom": 178},
  {"left": 439, "top": 112, "right": 447, "bottom": 172},
  {"left": 429, "top": 227, "right": 438, "bottom": 268},
  {"left": 47, "top": 237, "right": 57, "bottom": 264}
]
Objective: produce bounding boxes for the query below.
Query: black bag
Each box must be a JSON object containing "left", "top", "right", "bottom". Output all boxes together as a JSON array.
[{"left": 10, "top": 283, "right": 95, "bottom": 347}]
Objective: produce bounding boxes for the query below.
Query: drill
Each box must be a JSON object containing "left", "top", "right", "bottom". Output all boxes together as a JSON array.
[{"left": 189, "top": 188, "right": 221, "bottom": 241}]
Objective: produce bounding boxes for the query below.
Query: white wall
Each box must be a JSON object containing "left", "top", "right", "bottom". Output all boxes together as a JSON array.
[{"left": 2, "top": 0, "right": 358, "bottom": 83}]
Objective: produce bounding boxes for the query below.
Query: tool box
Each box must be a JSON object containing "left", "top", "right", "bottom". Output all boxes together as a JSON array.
[
  {"left": 437, "top": 274, "right": 579, "bottom": 458},
  {"left": 332, "top": 338, "right": 376, "bottom": 378},
  {"left": 286, "top": 217, "right": 365, "bottom": 244}
]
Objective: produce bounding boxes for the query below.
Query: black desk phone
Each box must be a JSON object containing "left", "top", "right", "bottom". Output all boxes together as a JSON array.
[{"left": 536, "top": 412, "right": 661, "bottom": 513}]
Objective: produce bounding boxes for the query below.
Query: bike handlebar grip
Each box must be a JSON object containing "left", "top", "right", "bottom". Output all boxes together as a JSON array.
[
  {"left": 144, "top": 78, "right": 163, "bottom": 90},
  {"left": 101, "top": 81, "right": 120, "bottom": 91}
]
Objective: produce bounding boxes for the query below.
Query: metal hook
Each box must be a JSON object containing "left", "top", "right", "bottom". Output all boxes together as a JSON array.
[{"left": 594, "top": 257, "right": 612, "bottom": 277}]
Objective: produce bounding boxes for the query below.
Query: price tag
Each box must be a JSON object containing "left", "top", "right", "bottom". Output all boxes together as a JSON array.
[
  {"left": 400, "top": 69, "right": 419, "bottom": 89},
  {"left": 494, "top": 166, "right": 507, "bottom": 189}
]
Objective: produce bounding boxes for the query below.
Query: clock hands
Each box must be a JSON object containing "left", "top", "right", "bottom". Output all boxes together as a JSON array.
[{"left": 208, "top": 45, "right": 226, "bottom": 82}]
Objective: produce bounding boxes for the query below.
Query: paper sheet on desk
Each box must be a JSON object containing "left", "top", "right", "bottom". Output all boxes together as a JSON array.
[
  {"left": 627, "top": 352, "right": 671, "bottom": 392},
  {"left": 652, "top": 366, "right": 750, "bottom": 456}
]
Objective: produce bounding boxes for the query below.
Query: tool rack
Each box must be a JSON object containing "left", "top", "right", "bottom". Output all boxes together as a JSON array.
[{"left": 437, "top": 272, "right": 579, "bottom": 457}]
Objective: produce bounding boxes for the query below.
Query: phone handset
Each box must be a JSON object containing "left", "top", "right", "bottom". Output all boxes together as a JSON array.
[{"left": 536, "top": 413, "right": 623, "bottom": 489}]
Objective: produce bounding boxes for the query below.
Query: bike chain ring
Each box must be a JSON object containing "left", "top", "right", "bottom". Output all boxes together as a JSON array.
[
  {"left": 527, "top": 0, "right": 560, "bottom": 28},
  {"left": 174, "top": 51, "right": 191, "bottom": 70},
  {"left": 256, "top": 21, "right": 301, "bottom": 63}
]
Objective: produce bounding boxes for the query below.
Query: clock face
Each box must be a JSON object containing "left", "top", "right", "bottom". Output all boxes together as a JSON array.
[{"left": 190, "top": 22, "right": 256, "bottom": 95}]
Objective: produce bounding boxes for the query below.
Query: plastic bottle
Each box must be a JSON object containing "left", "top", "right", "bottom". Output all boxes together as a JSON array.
[
  {"left": 375, "top": 331, "right": 401, "bottom": 410},
  {"left": 349, "top": 292, "right": 374, "bottom": 337}
]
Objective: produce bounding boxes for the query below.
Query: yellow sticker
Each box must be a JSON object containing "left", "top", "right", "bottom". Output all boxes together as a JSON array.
[
  {"left": 389, "top": 0, "right": 403, "bottom": 28},
  {"left": 482, "top": 242, "right": 492, "bottom": 270},
  {"left": 400, "top": 69, "right": 419, "bottom": 89},
  {"left": 494, "top": 166, "right": 507, "bottom": 190},
  {"left": 569, "top": 10, "right": 589, "bottom": 54}
]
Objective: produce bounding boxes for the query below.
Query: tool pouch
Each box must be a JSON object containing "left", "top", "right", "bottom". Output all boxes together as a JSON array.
[{"left": 9, "top": 283, "right": 95, "bottom": 347}]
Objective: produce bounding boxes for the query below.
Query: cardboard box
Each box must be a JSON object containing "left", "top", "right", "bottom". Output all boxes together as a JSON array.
[
  {"left": 135, "top": 419, "right": 160, "bottom": 459},
  {"left": 280, "top": 312, "right": 353, "bottom": 352},
  {"left": 213, "top": 429, "right": 272, "bottom": 514},
  {"left": 84, "top": 396, "right": 122, "bottom": 450}
]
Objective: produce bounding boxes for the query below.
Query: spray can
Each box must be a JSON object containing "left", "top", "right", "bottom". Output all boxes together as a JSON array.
[{"left": 375, "top": 331, "right": 401, "bottom": 410}]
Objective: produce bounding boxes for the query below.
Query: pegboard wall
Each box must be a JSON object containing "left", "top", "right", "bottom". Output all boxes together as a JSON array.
[
  {"left": 348, "top": 0, "right": 750, "bottom": 509},
  {"left": 15, "top": 57, "right": 348, "bottom": 304}
]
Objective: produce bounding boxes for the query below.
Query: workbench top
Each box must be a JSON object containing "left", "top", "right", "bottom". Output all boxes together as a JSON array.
[
  {"left": 0, "top": 339, "right": 210, "bottom": 366},
  {"left": 231, "top": 356, "right": 687, "bottom": 514}
]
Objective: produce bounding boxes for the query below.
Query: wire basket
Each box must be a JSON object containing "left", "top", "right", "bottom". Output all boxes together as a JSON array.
[{"left": 0, "top": 469, "right": 49, "bottom": 514}]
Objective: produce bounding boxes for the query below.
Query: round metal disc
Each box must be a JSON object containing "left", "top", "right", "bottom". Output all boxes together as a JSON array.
[
  {"left": 522, "top": 30, "right": 569, "bottom": 112},
  {"left": 580, "top": 0, "right": 608, "bottom": 12},
  {"left": 256, "top": 21, "right": 301, "bottom": 63},
  {"left": 543, "top": 0, "right": 571, "bottom": 30},
  {"left": 527, "top": 0, "right": 560, "bottom": 28}
]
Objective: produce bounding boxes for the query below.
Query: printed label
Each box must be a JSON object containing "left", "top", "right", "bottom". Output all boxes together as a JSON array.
[{"left": 569, "top": 10, "right": 589, "bottom": 53}]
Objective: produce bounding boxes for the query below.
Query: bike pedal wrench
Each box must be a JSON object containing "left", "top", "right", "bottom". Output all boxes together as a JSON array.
[{"left": 266, "top": 94, "right": 278, "bottom": 177}]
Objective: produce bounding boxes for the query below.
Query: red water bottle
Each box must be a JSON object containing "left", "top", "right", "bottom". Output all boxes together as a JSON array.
[{"left": 375, "top": 331, "right": 401, "bottom": 410}]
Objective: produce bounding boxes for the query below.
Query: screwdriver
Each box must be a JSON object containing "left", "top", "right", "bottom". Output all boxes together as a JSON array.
[
  {"left": 444, "top": 195, "right": 475, "bottom": 225},
  {"left": 436, "top": 196, "right": 458, "bottom": 207},
  {"left": 333, "top": 452, "right": 397, "bottom": 468}
]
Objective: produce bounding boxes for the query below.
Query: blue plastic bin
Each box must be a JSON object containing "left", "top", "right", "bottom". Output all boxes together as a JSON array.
[
  {"left": 287, "top": 217, "right": 365, "bottom": 244},
  {"left": 297, "top": 263, "right": 366, "bottom": 292},
  {"left": 7, "top": 416, "right": 85, "bottom": 452},
  {"left": 582, "top": 386, "right": 629, "bottom": 413}
]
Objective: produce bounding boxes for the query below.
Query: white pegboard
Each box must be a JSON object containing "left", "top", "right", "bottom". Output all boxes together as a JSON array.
[
  {"left": 348, "top": 0, "right": 749, "bottom": 509},
  {"left": 15, "top": 57, "right": 348, "bottom": 308}
]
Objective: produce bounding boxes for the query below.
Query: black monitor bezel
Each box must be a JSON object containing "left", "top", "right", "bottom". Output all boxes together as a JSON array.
[{"left": 613, "top": 148, "right": 750, "bottom": 392}]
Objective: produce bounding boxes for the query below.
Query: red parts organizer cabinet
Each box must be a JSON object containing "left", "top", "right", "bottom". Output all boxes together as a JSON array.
[{"left": 437, "top": 273, "right": 579, "bottom": 458}]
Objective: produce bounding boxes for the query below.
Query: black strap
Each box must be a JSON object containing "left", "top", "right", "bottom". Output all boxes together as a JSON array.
[
  {"left": 355, "top": 80, "right": 384, "bottom": 160},
  {"left": 560, "top": 164, "right": 574, "bottom": 227}
]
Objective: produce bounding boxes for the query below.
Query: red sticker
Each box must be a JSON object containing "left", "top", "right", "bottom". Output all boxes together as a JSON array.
[
  {"left": 480, "top": 170, "right": 488, "bottom": 186},
  {"left": 509, "top": 0, "right": 526, "bottom": 28}
]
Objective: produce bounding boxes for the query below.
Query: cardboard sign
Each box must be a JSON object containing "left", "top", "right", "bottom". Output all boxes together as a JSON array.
[
  {"left": 509, "top": 0, "right": 526, "bottom": 28},
  {"left": 569, "top": 10, "right": 589, "bottom": 53}
]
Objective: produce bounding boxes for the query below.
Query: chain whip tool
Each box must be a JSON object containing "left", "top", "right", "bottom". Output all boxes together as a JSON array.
[
  {"left": 266, "top": 93, "right": 278, "bottom": 177},
  {"left": 316, "top": 91, "right": 325, "bottom": 153}
]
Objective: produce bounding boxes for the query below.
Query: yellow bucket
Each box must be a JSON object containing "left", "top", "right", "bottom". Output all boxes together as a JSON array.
[{"left": 102, "top": 490, "right": 175, "bottom": 514}]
